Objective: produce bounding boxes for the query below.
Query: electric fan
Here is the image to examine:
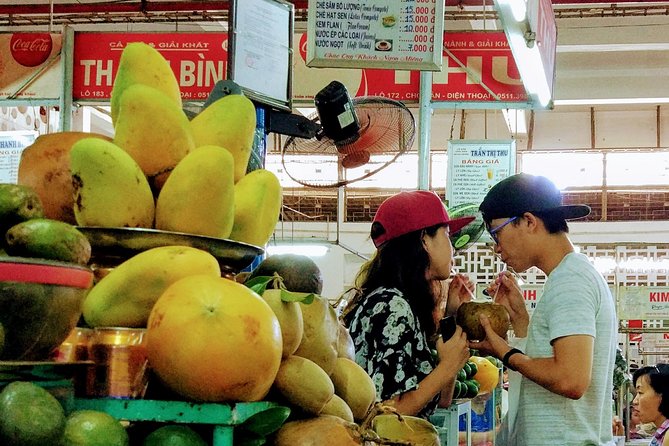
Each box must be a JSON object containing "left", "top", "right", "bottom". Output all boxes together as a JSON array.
[{"left": 280, "top": 81, "right": 416, "bottom": 188}]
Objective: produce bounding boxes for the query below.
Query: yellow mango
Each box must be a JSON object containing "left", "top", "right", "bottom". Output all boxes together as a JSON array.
[
  {"left": 229, "top": 169, "right": 281, "bottom": 247},
  {"left": 70, "top": 138, "right": 154, "bottom": 228},
  {"left": 189, "top": 94, "right": 256, "bottom": 183},
  {"left": 111, "top": 42, "right": 182, "bottom": 126},
  {"left": 155, "top": 145, "right": 235, "bottom": 238},
  {"left": 113, "top": 84, "right": 195, "bottom": 181},
  {"left": 82, "top": 246, "right": 221, "bottom": 328}
]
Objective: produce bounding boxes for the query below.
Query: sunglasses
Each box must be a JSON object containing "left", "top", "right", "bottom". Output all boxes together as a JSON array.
[{"left": 486, "top": 216, "right": 518, "bottom": 244}]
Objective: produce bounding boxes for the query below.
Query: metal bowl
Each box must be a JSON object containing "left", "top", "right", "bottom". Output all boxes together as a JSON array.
[
  {"left": 0, "top": 257, "right": 93, "bottom": 360},
  {"left": 76, "top": 227, "right": 263, "bottom": 276}
]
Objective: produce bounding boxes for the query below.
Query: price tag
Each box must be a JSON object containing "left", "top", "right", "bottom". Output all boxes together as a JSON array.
[{"left": 306, "top": 0, "right": 443, "bottom": 70}]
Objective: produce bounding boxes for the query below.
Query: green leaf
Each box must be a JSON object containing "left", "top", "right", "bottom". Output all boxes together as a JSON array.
[
  {"left": 280, "top": 290, "right": 315, "bottom": 305},
  {"left": 244, "top": 276, "right": 273, "bottom": 295},
  {"left": 234, "top": 430, "right": 266, "bottom": 446},
  {"left": 239, "top": 406, "right": 291, "bottom": 437}
]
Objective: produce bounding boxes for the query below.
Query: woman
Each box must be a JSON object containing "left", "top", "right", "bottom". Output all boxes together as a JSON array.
[
  {"left": 342, "top": 190, "right": 475, "bottom": 418},
  {"left": 632, "top": 363, "right": 669, "bottom": 446}
]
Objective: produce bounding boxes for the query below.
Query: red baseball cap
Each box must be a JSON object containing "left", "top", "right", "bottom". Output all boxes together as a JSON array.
[{"left": 372, "top": 191, "right": 476, "bottom": 248}]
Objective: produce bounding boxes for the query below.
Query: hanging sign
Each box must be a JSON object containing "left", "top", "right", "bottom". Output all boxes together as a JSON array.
[
  {"left": 0, "top": 131, "right": 37, "bottom": 183},
  {"left": 0, "top": 33, "right": 62, "bottom": 100},
  {"left": 72, "top": 32, "right": 228, "bottom": 101},
  {"left": 228, "top": 0, "right": 293, "bottom": 111},
  {"left": 305, "top": 0, "right": 444, "bottom": 71},
  {"left": 446, "top": 140, "right": 516, "bottom": 209},
  {"left": 294, "top": 31, "right": 526, "bottom": 104},
  {"left": 618, "top": 286, "right": 669, "bottom": 320}
]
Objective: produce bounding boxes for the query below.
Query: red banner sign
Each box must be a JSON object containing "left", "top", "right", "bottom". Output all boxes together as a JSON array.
[
  {"left": 72, "top": 31, "right": 526, "bottom": 104},
  {"left": 72, "top": 33, "right": 229, "bottom": 101}
]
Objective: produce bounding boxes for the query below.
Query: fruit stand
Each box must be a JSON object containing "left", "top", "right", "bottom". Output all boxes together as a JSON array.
[{"left": 73, "top": 398, "right": 278, "bottom": 446}]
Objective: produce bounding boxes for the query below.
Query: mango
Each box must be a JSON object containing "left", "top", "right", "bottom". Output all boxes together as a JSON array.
[
  {"left": 272, "top": 355, "right": 334, "bottom": 415},
  {"left": 228, "top": 169, "right": 281, "bottom": 247},
  {"left": 113, "top": 84, "right": 195, "bottom": 187},
  {"left": 155, "top": 145, "right": 235, "bottom": 238},
  {"left": 5, "top": 218, "right": 91, "bottom": 265},
  {"left": 17, "top": 132, "right": 111, "bottom": 224},
  {"left": 110, "top": 42, "right": 182, "bottom": 126},
  {"left": 330, "top": 357, "right": 376, "bottom": 421},
  {"left": 82, "top": 246, "right": 221, "bottom": 328},
  {"left": 189, "top": 94, "right": 256, "bottom": 183},
  {"left": 0, "top": 183, "right": 44, "bottom": 234},
  {"left": 70, "top": 138, "right": 155, "bottom": 228},
  {"left": 320, "top": 394, "right": 354, "bottom": 423}
]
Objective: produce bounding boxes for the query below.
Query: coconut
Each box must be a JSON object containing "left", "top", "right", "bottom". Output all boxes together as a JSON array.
[
  {"left": 330, "top": 358, "right": 376, "bottom": 422},
  {"left": 295, "top": 295, "right": 339, "bottom": 374},
  {"left": 273, "top": 415, "right": 362, "bottom": 446},
  {"left": 248, "top": 254, "right": 323, "bottom": 294},
  {"left": 371, "top": 414, "right": 440, "bottom": 446},
  {"left": 273, "top": 355, "right": 334, "bottom": 415},
  {"left": 456, "top": 301, "right": 510, "bottom": 341}
]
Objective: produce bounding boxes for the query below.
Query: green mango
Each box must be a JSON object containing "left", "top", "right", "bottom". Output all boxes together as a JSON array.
[
  {"left": 5, "top": 218, "right": 91, "bottom": 265},
  {"left": 0, "top": 183, "right": 44, "bottom": 235}
]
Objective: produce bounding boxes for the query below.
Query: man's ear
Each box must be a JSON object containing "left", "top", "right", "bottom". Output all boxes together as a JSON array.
[{"left": 523, "top": 212, "right": 540, "bottom": 232}]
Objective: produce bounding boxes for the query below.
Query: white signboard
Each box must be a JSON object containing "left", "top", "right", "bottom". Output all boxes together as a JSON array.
[
  {"left": 618, "top": 286, "right": 669, "bottom": 320},
  {"left": 306, "top": 0, "right": 444, "bottom": 70},
  {"left": 446, "top": 140, "right": 516, "bottom": 209},
  {"left": 229, "top": 0, "right": 293, "bottom": 110},
  {"left": 475, "top": 284, "right": 543, "bottom": 318},
  {"left": 0, "top": 131, "right": 36, "bottom": 183}
]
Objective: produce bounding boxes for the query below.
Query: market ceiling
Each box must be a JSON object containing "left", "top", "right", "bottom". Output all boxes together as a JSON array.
[{"left": 1, "top": 0, "right": 668, "bottom": 27}]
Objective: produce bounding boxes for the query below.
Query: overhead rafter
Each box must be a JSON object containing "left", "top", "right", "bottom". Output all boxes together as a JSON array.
[{"left": 1, "top": 1, "right": 667, "bottom": 27}]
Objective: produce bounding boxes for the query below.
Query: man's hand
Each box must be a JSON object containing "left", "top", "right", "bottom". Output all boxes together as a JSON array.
[
  {"left": 445, "top": 274, "right": 475, "bottom": 316},
  {"left": 486, "top": 272, "right": 529, "bottom": 337}
]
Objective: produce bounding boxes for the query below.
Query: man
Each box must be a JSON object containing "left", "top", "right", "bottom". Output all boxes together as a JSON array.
[{"left": 475, "top": 173, "right": 618, "bottom": 446}]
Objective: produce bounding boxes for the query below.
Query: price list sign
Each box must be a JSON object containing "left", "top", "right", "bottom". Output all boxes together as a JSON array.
[
  {"left": 0, "top": 131, "right": 36, "bottom": 183},
  {"left": 306, "top": 0, "right": 444, "bottom": 71}
]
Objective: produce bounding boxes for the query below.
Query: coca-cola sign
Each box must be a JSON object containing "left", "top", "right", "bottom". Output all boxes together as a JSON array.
[{"left": 10, "top": 33, "right": 53, "bottom": 67}]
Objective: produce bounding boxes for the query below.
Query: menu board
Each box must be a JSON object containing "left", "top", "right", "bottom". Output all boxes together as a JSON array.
[
  {"left": 306, "top": 0, "right": 444, "bottom": 71},
  {"left": 0, "top": 131, "right": 36, "bottom": 183},
  {"left": 446, "top": 140, "right": 516, "bottom": 209},
  {"left": 228, "top": 0, "right": 293, "bottom": 111}
]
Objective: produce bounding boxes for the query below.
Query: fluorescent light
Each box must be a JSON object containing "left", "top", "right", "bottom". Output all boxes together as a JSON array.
[
  {"left": 502, "top": 109, "right": 527, "bottom": 134},
  {"left": 508, "top": 0, "right": 527, "bottom": 22},
  {"left": 555, "top": 97, "right": 669, "bottom": 106},
  {"left": 494, "top": 0, "right": 553, "bottom": 108},
  {"left": 265, "top": 244, "right": 329, "bottom": 257},
  {"left": 507, "top": 30, "right": 551, "bottom": 107}
]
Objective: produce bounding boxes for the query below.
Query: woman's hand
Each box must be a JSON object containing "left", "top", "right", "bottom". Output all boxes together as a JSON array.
[
  {"left": 486, "top": 272, "right": 529, "bottom": 337},
  {"left": 445, "top": 274, "right": 475, "bottom": 316},
  {"left": 436, "top": 325, "right": 470, "bottom": 373}
]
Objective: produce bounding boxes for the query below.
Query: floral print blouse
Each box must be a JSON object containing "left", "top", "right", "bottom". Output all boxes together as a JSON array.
[{"left": 347, "top": 286, "right": 439, "bottom": 418}]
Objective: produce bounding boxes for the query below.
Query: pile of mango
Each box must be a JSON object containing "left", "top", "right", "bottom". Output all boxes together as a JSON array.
[{"left": 18, "top": 42, "right": 281, "bottom": 248}]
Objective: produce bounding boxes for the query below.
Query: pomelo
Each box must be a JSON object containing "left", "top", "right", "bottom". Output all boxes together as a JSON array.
[
  {"left": 61, "top": 410, "right": 128, "bottom": 446},
  {"left": 0, "top": 381, "right": 65, "bottom": 446},
  {"left": 147, "top": 275, "right": 282, "bottom": 402},
  {"left": 469, "top": 355, "right": 500, "bottom": 394}
]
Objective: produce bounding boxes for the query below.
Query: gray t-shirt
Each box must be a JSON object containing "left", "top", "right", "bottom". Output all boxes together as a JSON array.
[{"left": 509, "top": 252, "right": 618, "bottom": 446}]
